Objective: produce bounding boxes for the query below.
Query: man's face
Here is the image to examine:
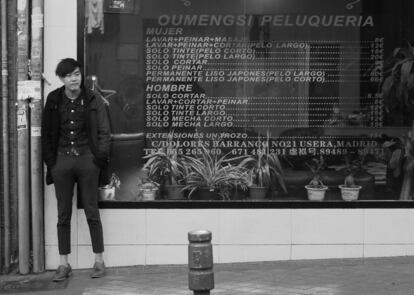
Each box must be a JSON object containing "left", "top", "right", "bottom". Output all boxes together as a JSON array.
[{"left": 60, "top": 67, "right": 82, "bottom": 92}]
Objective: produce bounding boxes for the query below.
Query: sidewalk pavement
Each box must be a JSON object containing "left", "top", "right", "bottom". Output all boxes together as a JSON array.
[{"left": 3, "top": 256, "right": 414, "bottom": 295}]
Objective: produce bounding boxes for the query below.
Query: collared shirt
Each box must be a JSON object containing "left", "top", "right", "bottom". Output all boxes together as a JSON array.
[{"left": 57, "top": 91, "right": 90, "bottom": 156}]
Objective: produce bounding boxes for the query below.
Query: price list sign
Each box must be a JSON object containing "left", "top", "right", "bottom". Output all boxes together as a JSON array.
[{"left": 139, "top": 0, "right": 412, "bottom": 194}]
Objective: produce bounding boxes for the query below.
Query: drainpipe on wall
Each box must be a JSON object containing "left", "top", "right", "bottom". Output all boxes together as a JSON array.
[
  {"left": 1, "top": 0, "right": 11, "bottom": 273},
  {"left": 16, "top": 0, "right": 30, "bottom": 275},
  {"left": 30, "top": 0, "right": 44, "bottom": 273}
]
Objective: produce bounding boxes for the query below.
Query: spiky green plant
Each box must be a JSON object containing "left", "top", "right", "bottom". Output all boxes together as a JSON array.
[
  {"left": 305, "top": 156, "right": 326, "bottom": 188},
  {"left": 239, "top": 135, "right": 287, "bottom": 193},
  {"left": 183, "top": 144, "right": 248, "bottom": 200},
  {"left": 143, "top": 132, "right": 186, "bottom": 185},
  {"left": 340, "top": 155, "right": 366, "bottom": 188}
]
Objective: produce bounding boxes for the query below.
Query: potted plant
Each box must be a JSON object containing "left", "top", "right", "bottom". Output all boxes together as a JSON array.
[
  {"left": 337, "top": 158, "right": 362, "bottom": 201},
  {"left": 139, "top": 181, "right": 159, "bottom": 201},
  {"left": 137, "top": 169, "right": 159, "bottom": 201},
  {"left": 98, "top": 173, "right": 121, "bottom": 201},
  {"left": 305, "top": 156, "right": 328, "bottom": 201},
  {"left": 143, "top": 132, "right": 187, "bottom": 200},
  {"left": 239, "top": 135, "right": 287, "bottom": 200},
  {"left": 183, "top": 144, "right": 248, "bottom": 200}
]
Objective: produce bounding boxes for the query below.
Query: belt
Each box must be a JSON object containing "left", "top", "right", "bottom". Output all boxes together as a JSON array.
[{"left": 58, "top": 147, "right": 91, "bottom": 157}]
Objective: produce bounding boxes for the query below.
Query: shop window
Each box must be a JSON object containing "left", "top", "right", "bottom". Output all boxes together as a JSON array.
[{"left": 81, "top": 0, "right": 414, "bottom": 206}]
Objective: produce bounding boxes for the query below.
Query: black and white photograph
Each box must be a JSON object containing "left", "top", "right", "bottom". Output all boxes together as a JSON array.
[{"left": 1, "top": 0, "right": 414, "bottom": 294}]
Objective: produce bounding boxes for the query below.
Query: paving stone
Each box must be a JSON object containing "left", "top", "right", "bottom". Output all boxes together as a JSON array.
[{"left": 10, "top": 257, "right": 414, "bottom": 295}]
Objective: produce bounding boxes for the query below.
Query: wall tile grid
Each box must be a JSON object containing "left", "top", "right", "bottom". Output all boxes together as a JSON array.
[
  {"left": 145, "top": 210, "right": 221, "bottom": 245},
  {"left": 363, "top": 209, "right": 414, "bottom": 258},
  {"left": 291, "top": 209, "right": 364, "bottom": 245},
  {"left": 364, "top": 209, "right": 414, "bottom": 244},
  {"left": 45, "top": 208, "right": 414, "bottom": 268},
  {"left": 219, "top": 209, "right": 291, "bottom": 245}
]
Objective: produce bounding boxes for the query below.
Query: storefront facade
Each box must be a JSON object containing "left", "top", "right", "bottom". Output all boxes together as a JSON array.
[{"left": 44, "top": 0, "right": 414, "bottom": 269}]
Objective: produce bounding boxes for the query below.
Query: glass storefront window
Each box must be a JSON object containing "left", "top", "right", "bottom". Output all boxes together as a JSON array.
[{"left": 82, "top": 0, "right": 414, "bottom": 204}]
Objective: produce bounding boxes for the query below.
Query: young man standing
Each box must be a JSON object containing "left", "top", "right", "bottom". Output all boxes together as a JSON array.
[{"left": 41, "top": 58, "right": 111, "bottom": 281}]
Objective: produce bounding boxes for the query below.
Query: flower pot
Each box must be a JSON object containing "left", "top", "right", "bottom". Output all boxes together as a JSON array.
[
  {"left": 338, "top": 185, "right": 362, "bottom": 201},
  {"left": 141, "top": 188, "right": 158, "bottom": 201},
  {"left": 305, "top": 185, "right": 328, "bottom": 201},
  {"left": 98, "top": 186, "right": 116, "bottom": 201},
  {"left": 249, "top": 186, "right": 268, "bottom": 200},
  {"left": 165, "top": 184, "right": 185, "bottom": 200},
  {"left": 140, "top": 181, "right": 159, "bottom": 201}
]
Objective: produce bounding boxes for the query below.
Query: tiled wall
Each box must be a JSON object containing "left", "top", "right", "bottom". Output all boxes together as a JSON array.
[
  {"left": 45, "top": 208, "right": 414, "bottom": 269},
  {"left": 44, "top": 0, "right": 414, "bottom": 270}
]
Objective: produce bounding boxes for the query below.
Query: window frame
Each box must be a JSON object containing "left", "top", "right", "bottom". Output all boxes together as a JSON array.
[{"left": 77, "top": 0, "right": 414, "bottom": 209}]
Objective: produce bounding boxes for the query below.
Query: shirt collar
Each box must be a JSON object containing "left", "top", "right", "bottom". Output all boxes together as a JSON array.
[{"left": 62, "top": 90, "right": 84, "bottom": 105}]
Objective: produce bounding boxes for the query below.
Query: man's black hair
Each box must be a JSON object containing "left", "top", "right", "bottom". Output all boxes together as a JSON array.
[{"left": 55, "top": 58, "right": 82, "bottom": 77}]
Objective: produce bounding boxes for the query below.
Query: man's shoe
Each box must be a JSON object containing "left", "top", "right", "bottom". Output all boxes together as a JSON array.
[
  {"left": 53, "top": 264, "right": 72, "bottom": 282},
  {"left": 91, "top": 261, "right": 106, "bottom": 278}
]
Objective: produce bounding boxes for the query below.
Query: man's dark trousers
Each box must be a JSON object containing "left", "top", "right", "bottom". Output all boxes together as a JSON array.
[{"left": 51, "top": 152, "right": 104, "bottom": 255}]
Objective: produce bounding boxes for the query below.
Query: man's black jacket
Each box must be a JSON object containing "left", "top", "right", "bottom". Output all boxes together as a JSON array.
[{"left": 41, "top": 86, "right": 111, "bottom": 186}]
